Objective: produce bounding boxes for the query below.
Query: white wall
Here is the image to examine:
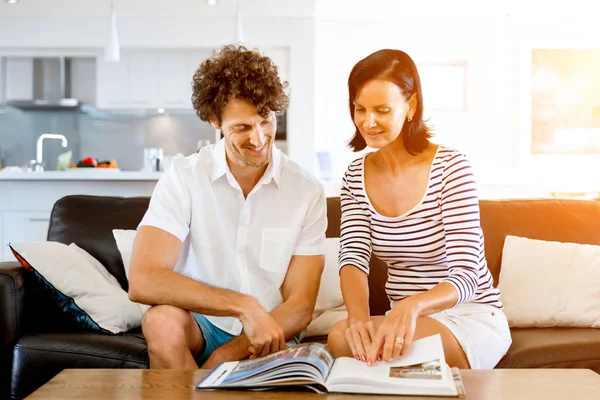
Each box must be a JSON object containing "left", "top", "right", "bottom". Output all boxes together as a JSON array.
[
  {"left": 0, "top": 0, "right": 314, "bottom": 18},
  {"left": 314, "top": 0, "right": 600, "bottom": 193},
  {"left": 3, "top": 0, "right": 600, "bottom": 190},
  {"left": 0, "top": 0, "right": 317, "bottom": 172},
  {"left": 314, "top": 16, "right": 510, "bottom": 183}
]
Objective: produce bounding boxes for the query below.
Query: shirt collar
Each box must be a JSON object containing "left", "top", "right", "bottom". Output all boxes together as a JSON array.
[
  {"left": 210, "top": 139, "right": 282, "bottom": 187},
  {"left": 260, "top": 143, "right": 282, "bottom": 187},
  {"left": 210, "top": 139, "right": 228, "bottom": 182}
]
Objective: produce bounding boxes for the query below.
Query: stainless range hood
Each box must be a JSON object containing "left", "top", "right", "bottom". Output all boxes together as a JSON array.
[{"left": 6, "top": 57, "right": 89, "bottom": 112}]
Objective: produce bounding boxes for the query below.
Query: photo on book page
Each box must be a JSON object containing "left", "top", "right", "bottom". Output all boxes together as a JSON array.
[{"left": 389, "top": 358, "right": 442, "bottom": 380}]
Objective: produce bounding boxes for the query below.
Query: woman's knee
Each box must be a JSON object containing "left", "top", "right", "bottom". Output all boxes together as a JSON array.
[
  {"left": 327, "top": 319, "right": 349, "bottom": 355},
  {"left": 327, "top": 319, "right": 348, "bottom": 342},
  {"left": 412, "top": 317, "right": 470, "bottom": 369}
]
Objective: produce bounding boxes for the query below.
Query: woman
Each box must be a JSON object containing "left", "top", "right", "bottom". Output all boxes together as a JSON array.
[{"left": 327, "top": 49, "right": 511, "bottom": 369}]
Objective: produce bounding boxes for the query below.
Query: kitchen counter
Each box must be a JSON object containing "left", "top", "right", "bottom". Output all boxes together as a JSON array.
[
  {"left": 0, "top": 172, "right": 162, "bottom": 261},
  {"left": 0, "top": 170, "right": 164, "bottom": 181},
  {"left": 0, "top": 171, "right": 344, "bottom": 196}
]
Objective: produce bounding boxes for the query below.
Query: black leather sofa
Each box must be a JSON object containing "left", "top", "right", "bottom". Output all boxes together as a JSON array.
[
  {"left": 2, "top": 194, "right": 600, "bottom": 399},
  {"left": 0, "top": 194, "right": 348, "bottom": 399},
  {"left": 0, "top": 196, "right": 151, "bottom": 399}
]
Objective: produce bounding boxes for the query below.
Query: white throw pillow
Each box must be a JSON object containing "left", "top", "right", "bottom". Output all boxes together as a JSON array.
[
  {"left": 306, "top": 237, "right": 347, "bottom": 337},
  {"left": 113, "top": 229, "right": 138, "bottom": 279},
  {"left": 306, "top": 304, "right": 348, "bottom": 338},
  {"left": 498, "top": 235, "right": 600, "bottom": 328},
  {"left": 312, "top": 237, "right": 345, "bottom": 317},
  {"left": 9, "top": 241, "right": 146, "bottom": 334},
  {"left": 69, "top": 242, "right": 121, "bottom": 287},
  {"left": 112, "top": 229, "right": 151, "bottom": 315}
]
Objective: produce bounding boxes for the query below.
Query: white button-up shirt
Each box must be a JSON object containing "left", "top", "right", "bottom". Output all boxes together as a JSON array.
[{"left": 139, "top": 139, "right": 327, "bottom": 335}]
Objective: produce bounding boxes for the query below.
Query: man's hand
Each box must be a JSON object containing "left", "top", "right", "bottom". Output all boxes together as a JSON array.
[{"left": 239, "top": 299, "right": 286, "bottom": 358}]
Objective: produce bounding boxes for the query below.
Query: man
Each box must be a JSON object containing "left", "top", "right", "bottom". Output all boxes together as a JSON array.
[{"left": 128, "top": 45, "right": 327, "bottom": 369}]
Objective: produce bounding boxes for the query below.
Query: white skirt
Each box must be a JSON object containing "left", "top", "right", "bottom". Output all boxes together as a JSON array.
[{"left": 428, "top": 302, "right": 512, "bottom": 369}]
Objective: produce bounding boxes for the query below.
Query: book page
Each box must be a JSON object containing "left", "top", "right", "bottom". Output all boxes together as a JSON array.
[
  {"left": 197, "top": 342, "right": 334, "bottom": 388},
  {"left": 325, "top": 334, "right": 456, "bottom": 396}
]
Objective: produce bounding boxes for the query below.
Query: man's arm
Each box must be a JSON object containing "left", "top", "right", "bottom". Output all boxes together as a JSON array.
[
  {"left": 129, "top": 226, "right": 251, "bottom": 316},
  {"left": 272, "top": 253, "right": 325, "bottom": 338},
  {"left": 202, "top": 253, "right": 325, "bottom": 367},
  {"left": 128, "top": 226, "right": 285, "bottom": 348}
]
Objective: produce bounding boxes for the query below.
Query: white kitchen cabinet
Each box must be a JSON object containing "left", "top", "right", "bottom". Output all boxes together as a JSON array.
[
  {"left": 184, "top": 51, "right": 213, "bottom": 106},
  {"left": 96, "top": 57, "right": 130, "bottom": 108},
  {"left": 4, "top": 57, "right": 34, "bottom": 101},
  {"left": 95, "top": 49, "right": 286, "bottom": 110},
  {"left": 155, "top": 51, "right": 213, "bottom": 109},
  {"left": 158, "top": 55, "right": 190, "bottom": 108},
  {"left": 97, "top": 53, "right": 160, "bottom": 109},
  {"left": 185, "top": 53, "right": 205, "bottom": 82},
  {"left": 97, "top": 53, "right": 177, "bottom": 109},
  {"left": 0, "top": 178, "right": 160, "bottom": 262},
  {"left": 1, "top": 210, "right": 51, "bottom": 261},
  {"left": 128, "top": 53, "right": 159, "bottom": 108}
]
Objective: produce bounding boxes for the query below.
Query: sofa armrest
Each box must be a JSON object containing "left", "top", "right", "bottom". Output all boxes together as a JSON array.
[
  {"left": 0, "top": 262, "right": 25, "bottom": 344},
  {"left": 0, "top": 261, "right": 25, "bottom": 399}
]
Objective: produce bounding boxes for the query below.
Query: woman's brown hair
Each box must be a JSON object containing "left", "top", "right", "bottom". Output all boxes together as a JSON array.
[{"left": 348, "top": 49, "right": 432, "bottom": 155}]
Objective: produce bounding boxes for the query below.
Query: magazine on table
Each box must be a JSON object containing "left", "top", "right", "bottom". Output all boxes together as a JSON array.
[{"left": 197, "top": 334, "right": 466, "bottom": 397}]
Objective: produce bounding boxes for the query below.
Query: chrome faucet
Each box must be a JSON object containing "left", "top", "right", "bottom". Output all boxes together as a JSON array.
[{"left": 36, "top": 134, "right": 68, "bottom": 172}]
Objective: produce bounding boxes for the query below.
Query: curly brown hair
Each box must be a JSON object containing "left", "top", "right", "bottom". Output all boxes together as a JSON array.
[{"left": 191, "top": 45, "right": 290, "bottom": 125}]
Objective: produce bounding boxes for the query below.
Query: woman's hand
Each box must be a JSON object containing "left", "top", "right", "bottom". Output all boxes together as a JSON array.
[
  {"left": 366, "top": 299, "right": 419, "bottom": 365},
  {"left": 345, "top": 318, "right": 377, "bottom": 362}
]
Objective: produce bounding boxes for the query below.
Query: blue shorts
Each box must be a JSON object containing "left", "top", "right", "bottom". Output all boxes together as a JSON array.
[
  {"left": 192, "top": 314, "right": 301, "bottom": 366},
  {"left": 193, "top": 314, "right": 236, "bottom": 366}
]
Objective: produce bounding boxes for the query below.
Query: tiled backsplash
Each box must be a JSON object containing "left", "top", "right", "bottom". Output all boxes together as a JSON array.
[{"left": 0, "top": 108, "right": 215, "bottom": 171}]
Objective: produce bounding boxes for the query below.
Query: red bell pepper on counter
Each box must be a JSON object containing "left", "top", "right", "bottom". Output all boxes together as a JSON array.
[{"left": 77, "top": 157, "right": 98, "bottom": 168}]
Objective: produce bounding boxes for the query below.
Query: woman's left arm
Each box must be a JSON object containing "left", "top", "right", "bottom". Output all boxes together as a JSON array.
[
  {"left": 436, "top": 152, "right": 482, "bottom": 306},
  {"left": 366, "top": 153, "right": 483, "bottom": 364}
]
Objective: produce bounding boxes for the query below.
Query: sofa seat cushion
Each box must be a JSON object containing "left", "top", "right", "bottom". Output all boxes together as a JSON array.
[
  {"left": 11, "top": 332, "right": 148, "bottom": 399},
  {"left": 496, "top": 328, "right": 600, "bottom": 373}
]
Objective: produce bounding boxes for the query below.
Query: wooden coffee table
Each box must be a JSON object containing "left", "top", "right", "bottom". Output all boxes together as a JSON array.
[{"left": 27, "top": 368, "right": 600, "bottom": 399}]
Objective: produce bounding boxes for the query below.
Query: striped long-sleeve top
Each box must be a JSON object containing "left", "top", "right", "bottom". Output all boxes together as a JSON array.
[{"left": 339, "top": 145, "right": 502, "bottom": 309}]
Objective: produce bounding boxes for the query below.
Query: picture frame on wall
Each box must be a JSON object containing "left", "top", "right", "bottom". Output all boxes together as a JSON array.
[
  {"left": 529, "top": 49, "right": 600, "bottom": 155},
  {"left": 516, "top": 40, "right": 600, "bottom": 186}
]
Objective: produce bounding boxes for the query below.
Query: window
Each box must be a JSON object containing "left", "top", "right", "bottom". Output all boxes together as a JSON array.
[{"left": 531, "top": 49, "right": 600, "bottom": 154}]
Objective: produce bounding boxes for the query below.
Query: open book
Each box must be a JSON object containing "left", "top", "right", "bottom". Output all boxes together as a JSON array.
[{"left": 197, "top": 334, "right": 466, "bottom": 397}]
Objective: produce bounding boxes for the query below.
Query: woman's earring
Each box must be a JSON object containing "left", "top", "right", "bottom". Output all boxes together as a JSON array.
[{"left": 408, "top": 116, "right": 413, "bottom": 122}]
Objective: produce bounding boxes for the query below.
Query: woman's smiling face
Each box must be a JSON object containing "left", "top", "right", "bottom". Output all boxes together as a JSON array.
[{"left": 353, "top": 79, "right": 415, "bottom": 149}]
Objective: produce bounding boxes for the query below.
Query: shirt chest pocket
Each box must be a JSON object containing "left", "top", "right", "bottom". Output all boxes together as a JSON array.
[{"left": 259, "top": 228, "right": 297, "bottom": 274}]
